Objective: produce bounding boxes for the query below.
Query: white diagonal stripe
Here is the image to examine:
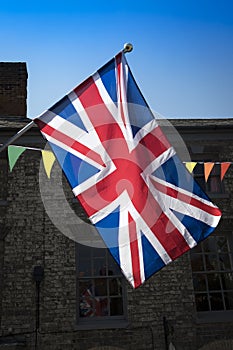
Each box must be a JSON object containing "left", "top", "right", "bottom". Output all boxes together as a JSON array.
[
  {"left": 90, "top": 191, "right": 172, "bottom": 266},
  {"left": 141, "top": 147, "right": 176, "bottom": 182}
]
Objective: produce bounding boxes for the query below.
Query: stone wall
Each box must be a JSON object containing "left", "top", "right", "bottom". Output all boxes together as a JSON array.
[
  {"left": 0, "top": 142, "right": 199, "bottom": 350},
  {"left": 0, "top": 62, "right": 233, "bottom": 350}
]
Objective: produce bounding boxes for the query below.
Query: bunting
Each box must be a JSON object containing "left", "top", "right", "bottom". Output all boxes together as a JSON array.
[
  {"left": 221, "top": 162, "right": 231, "bottom": 181},
  {"left": 41, "top": 150, "right": 56, "bottom": 178},
  {"left": 4, "top": 146, "right": 232, "bottom": 182},
  {"left": 6, "top": 145, "right": 55, "bottom": 177},
  {"left": 8, "top": 145, "right": 26, "bottom": 172},
  {"left": 204, "top": 162, "right": 215, "bottom": 182},
  {"left": 185, "top": 162, "right": 197, "bottom": 173}
]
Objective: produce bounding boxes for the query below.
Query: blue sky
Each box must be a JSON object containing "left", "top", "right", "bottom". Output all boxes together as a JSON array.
[{"left": 1, "top": 0, "right": 233, "bottom": 119}]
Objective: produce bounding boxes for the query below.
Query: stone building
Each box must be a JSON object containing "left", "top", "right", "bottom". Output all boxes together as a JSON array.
[{"left": 0, "top": 62, "right": 233, "bottom": 350}]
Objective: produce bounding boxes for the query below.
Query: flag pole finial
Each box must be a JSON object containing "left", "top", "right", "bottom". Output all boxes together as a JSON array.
[{"left": 123, "top": 43, "right": 133, "bottom": 53}]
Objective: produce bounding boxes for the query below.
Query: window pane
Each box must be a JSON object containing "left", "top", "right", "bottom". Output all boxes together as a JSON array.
[
  {"left": 79, "top": 244, "right": 91, "bottom": 258},
  {"left": 93, "top": 247, "right": 106, "bottom": 258},
  {"left": 110, "top": 297, "right": 123, "bottom": 315},
  {"left": 94, "top": 278, "right": 107, "bottom": 296},
  {"left": 95, "top": 297, "right": 108, "bottom": 316},
  {"left": 205, "top": 254, "right": 218, "bottom": 271},
  {"left": 79, "top": 259, "right": 92, "bottom": 277},
  {"left": 190, "top": 254, "right": 204, "bottom": 271},
  {"left": 216, "top": 236, "right": 228, "bottom": 252},
  {"left": 207, "top": 273, "right": 221, "bottom": 290},
  {"left": 221, "top": 272, "right": 233, "bottom": 290},
  {"left": 208, "top": 176, "right": 221, "bottom": 193},
  {"left": 79, "top": 280, "right": 95, "bottom": 317},
  {"left": 193, "top": 274, "right": 207, "bottom": 291},
  {"left": 192, "top": 243, "right": 202, "bottom": 253},
  {"left": 203, "top": 237, "right": 215, "bottom": 252},
  {"left": 210, "top": 293, "right": 224, "bottom": 310},
  {"left": 108, "top": 260, "right": 122, "bottom": 275},
  {"left": 79, "top": 280, "right": 109, "bottom": 317},
  {"left": 93, "top": 258, "right": 106, "bottom": 276},
  {"left": 195, "top": 293, "right": 209, "bottom": 311},
  {"left": 109, "top": 278, "right": 122, "bottom": 296},
  {"left": 219, "top": 254, "right": 232, "bottom": 270}
]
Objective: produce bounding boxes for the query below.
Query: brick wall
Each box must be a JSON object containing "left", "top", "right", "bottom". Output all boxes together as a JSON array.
[{"left": 0, "top": 63, "right": 27, "bottom": 118}]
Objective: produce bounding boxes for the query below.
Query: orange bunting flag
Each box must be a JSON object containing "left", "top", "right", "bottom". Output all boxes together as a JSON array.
[
  {"left": 204, "top": 162, "right": 214, "bottom": 182},
  {"left": 221, "top": 162, "right": 231, "bottom": 181}
]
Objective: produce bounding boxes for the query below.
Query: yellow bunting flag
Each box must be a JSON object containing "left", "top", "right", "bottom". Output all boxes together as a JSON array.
[
  {"left": 221, "top": 162, "right": 231, "bottom": 181},
  {"left": 41, "top": 150, "right": 56, "bottom": 178},
  {"left": 204, "top": 162, "right": 214, "bottom": 182},
  {"left": 185, "top": 162, "right": 197, "bottom": 173},
  {"left": 8, "top": 145, "right": 26, "bottom": 172}
]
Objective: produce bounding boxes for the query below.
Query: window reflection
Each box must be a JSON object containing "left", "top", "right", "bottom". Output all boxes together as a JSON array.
[
  {"left": 190, "top": 233, "right": 233, "bottom": 312},
  {"left": 77, "top": 244, "right": 125, "bottom": 320}
]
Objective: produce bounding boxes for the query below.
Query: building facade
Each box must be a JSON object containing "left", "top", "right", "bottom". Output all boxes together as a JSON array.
[{"left": 0, "top": 63, "right": 233, "bottom": 350}]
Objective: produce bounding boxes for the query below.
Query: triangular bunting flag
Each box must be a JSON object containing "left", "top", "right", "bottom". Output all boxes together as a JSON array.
[
  {"left": 185, "top": 162, "right": 197, "bottom": 173},
  {"left": 41, "top": 150, "right": 56, "bottom": 178},
  {"left": 204, "top": 162, "right": 214, "bottom": 182},
  {"left": 8, "top": 145, "right": 26, "bottom": 172},
  {"left": 221, "top": 162, "right": 231, "bottom": 181}
]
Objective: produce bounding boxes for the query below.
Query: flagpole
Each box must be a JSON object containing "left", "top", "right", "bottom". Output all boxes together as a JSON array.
[
  {"left": 0, "top": 120, "right": 35, "bottom": 154},
  {"left": 0, "top": 43, "right": 133, "bottom": 154}
]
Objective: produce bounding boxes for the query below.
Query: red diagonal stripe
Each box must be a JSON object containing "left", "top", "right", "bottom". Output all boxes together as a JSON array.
[
  {"left": 152, "top": 212, "right": 190, "bottom": 259},
  {"left": 138, "top": 189, "right": 191, "bottom": 259},
  {"left": 75, "top": 77, "right": 123, "bottom": 145},
  {"left": 36, "top": 119, "right": 105, "bottom": 168},
  {"left": 140, "top": 126, "right": 171, "bottom": 158},
  {"left": 151, "top": 178, "right": 221, "bottom": 217},
  {"left": 129, "top": 213, "right": 142, "bottom": 288}
]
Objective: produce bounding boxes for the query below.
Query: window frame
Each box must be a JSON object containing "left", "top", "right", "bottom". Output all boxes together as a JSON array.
[
  {"left": 190, "top": 231, "right": 233, "bottom": 323},
  {"left": 75, "top": 243, "right": 128, "bottom": 330}
]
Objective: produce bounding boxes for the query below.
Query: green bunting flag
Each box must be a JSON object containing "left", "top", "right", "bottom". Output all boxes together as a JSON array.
[{"left": 8, "top": 145, "right": 26, "bottom": 172}]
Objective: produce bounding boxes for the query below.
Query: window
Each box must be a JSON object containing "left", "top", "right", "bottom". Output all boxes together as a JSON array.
[
  {"left": 190, "top": 233, "right": 233, "bottom": 313},
  {"left": 76, "top": 244, "right": 127, "bottom": 328}
]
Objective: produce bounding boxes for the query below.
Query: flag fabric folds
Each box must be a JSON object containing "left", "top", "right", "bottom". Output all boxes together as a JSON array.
[{"left": 34, "top": 51, "right": 222, "bottom": 288}]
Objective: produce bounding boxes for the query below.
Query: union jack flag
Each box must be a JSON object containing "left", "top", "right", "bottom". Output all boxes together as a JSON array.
[{"left": 35, "top": 51, "right": 222, "bottom": 288}]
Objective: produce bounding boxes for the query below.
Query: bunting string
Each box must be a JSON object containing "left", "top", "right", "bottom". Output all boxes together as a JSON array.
[
  {"left": 184, "top": 161, "right": 231, "bottom": 182},
  {"left": 4, "top": 144, "right": 56, "bottom": 178},
  {"left": 1, "top": 144, "right": 233, "bottom": 181}
]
